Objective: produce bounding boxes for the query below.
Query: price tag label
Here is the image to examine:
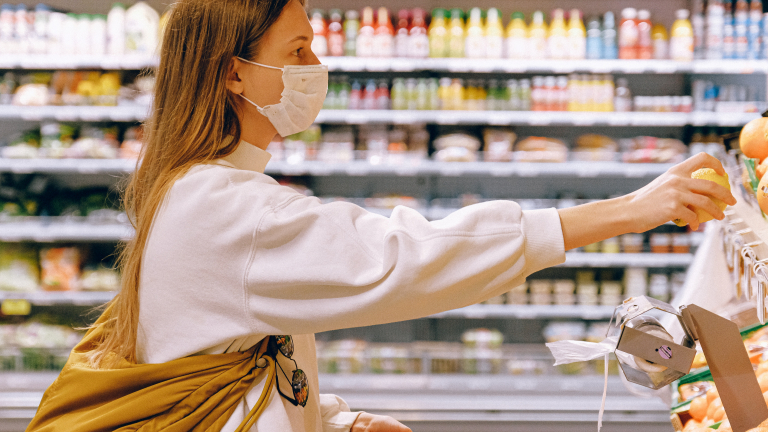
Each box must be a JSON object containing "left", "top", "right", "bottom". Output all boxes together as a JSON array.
[{"left": 2, "top": 299, "right": 31, "bottom": 316}]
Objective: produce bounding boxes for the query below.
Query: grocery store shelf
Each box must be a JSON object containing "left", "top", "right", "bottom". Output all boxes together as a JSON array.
[
  {"left": 0, "top": 372, "right": 675, "bottom": 432},
  {"left": 0, "top": 291, "right": 115, "bottom": 306},
  {"left": 0, "top": 105, "right": 149, "bottom": 122},
  {"left": 266, "top": 160, "right": 674, "bottom": 177},
  {"left": 0, "top": 106, "right": 758, "bottom": 126},
  {"left": 315, "top": 110, "right": 759, "bottom": 127},
  {"left": 0, "top": 158, "right": 674, "bottom": 178},
  {"left": 561, "top": 252, "right": 694, "bottom": 268},
  {"left": 0, "top": 158, "right": 136, "bottom": 174},
  {"left": 429, "top": 304, "right": 616, "bottom": 319},
  {"left": 0, "top": 219, "right": 132, "bottom": 242},
  {"left": 0, "top": 54, "right": 158, "bottom": 70},
  {"left": 3, "top": 54, "right": 766, "bottom": 76},
  {"left": 320, "top": 57, "right": 768, "bottom": 75}
]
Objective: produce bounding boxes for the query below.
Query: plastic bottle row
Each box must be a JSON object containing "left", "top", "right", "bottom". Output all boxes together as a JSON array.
[
  {"left": 0, "top": 2, "right": 162, "bottom": 56},
  {"left": 324, "top": 74, "right": 697, "bottom": 113},
  {"left": 309, "top": 1, "right": 768, "bottom": 61}
]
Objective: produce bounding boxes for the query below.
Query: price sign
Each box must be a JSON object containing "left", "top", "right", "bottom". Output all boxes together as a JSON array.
[{"left": 2, "top": 299, "right": 31, "bottom": 316}]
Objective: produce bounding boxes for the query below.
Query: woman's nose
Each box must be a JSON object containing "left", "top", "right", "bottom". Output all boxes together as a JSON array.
[{"left": 306, "top": 49, "right": 321, "bottom": 66}]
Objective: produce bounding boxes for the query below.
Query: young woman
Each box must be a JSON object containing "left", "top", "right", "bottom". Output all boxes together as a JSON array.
[{"left": 28, "top": 1, "right": 736, "bottom": 431}]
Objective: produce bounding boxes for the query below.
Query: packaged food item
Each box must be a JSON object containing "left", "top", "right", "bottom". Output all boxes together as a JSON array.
[
  {"left": 601, "top": 237, "right": 621, "bottom": 253},
  {"left": 309, "top": 9, "right": 328, "bottom": 57},
  {"left": 528, "top": 11, "right": 548, "bottom": 59},
  {"left": 447, "top": 8, "right": 465, "bottom": 58},
  {"left": 619, "top": 8, "right": 639, "bottom": 59},
  {"left": 107, "top": 2, "right": 126, "bottom": 56},
  {"left": 394, "top": 9, "right": 410, "bottom": 58},
  {"left": 461, "top": 328, "right": 504, "bottom": 374},
  {"left": 506, "top": 283, "right": 528, "bottom": 305},
  {"left": 621, "top": 137, "right": 687, "bottom": 164},
  {"left": 343, "top": 10, "right": 359, "bottom": 57},
  {"left": 586, "top": 16, "right": 603, "bottom": 59},
  {"left": 320, "top": 340, "right": 367, "bottom": 374},
  {"left": 572, "top": 134, "right": 617, "bottom": 162},
  {"left": 485, "top": 8, "right": 504, "bottom": 59},
  {"left": 567, "top": 9, "right": 586, "bottom": 59},
  {"left": 120, "top": 126, "right": 144, "bottom": 159},
  {"left": 621, "top": 233, "right": 644, "bottom": 253},
  {"left": 40, "top": 247, "right": 81, "bottom": 291},
  {"left": 650, "top": 233, "right": 672, "bottom": 253},
  {"left": 79, "top": 266, "right": 120, "bottom": 291},
  {"left": 0, "top": 244, "right": 39, "bottom": 292},
  {"left": 648, "top": 273, "right": 670, "bottom": 301},
  {"left": 548, "top": 8, "right": 568, "bottom": 59},
  {"left": 651, "top": 22, "right": 669, "bottom": 59},
  {"left": 514, "top": 137, "right": 567, "bottom": 163},
  {"left": 327, "top": 9, "right": 344, "bottom": 57},
  {"left": 373, "top": 7, "right": 393, "bottom": 58},
  {"left": 672, "top": 233, "right": 691, "bottom": 253},
  {"left": 482, "top": 128, "right": 516, "bottom": 162},
  {"left": 356, "top": 7, "right": 374, "bottom": 57},
  {"left": 637, "top": 9, "right": 653, "bottom": 59},
  {"left": 602, "top": 11, "right": 618, "bottom": 59},
  {"left": 408, "top": 8, "right": 429, "bottom": 58},
  {"left": 433, "top": 133, "right": 480, "bottom": 162},
  {"left": 367, "top": 344, "right": 414, "bottom": 374}
]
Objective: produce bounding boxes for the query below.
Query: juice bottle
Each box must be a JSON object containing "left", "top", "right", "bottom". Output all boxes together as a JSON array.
[
  {"left": 448, "top": 8, "right": 465, "bottom": 58},
  {"left": 409, "top": 8, "right": 429, "bottom": 58},
  {"left": 394, "top": 9, "right": 410, "bottom": 58},
  {"left": 428, "top": 8, "right": 448, "bottom": 58},
  {"left": 485, "top": 8, "right": 504, "bottom": 59},
  {"left": 309, "top": 9, "right": 328, "bottom": 57},
  {"left": 373, "top": 7, "right": 394, "bottom": 58},
  {"left": 619, "top": 8, "right": 638, "bottom": 59},
  {"left": 529, "top": 11, "right": 548, "bottom": 59},
  {"left": 692, "top": 0, "right": 705, "bottom": 59},
  {"left": 506, "top": 12, "right": 529, "bottom": 59},
  {"left": 586, "top": 16, "right": 602, "bottom": 59},
  {"left": 327, "top": 9, "right": 344, "bottom": 56},
  {"left": 734, "top": 0, "right": 749, "bottom": 58},
  {"left": 465, "top": 7, "right": 485, "bottom": 58},
  {"left": 602, "top": 11, "right": 618, "bottom": 59},
  {"left": 636, "top": 9, "right": 652, "bottom": 59},
  {"left": 748, "top": 0, "right": 763, "bottom": 59},
  {"left": 651, "top": 23, "right": 669, "bottom": 59},
  {"left": 567, "top": 9, "right": 586, "bottom": 59},
  {"left": 723, "top": 2, "right": 736, "bottom": 59},
  {"left": 356, "top": 7, "right": 374, "bottom": 57},
  {"left": 343, "top": 10, "right": 359, "bottom": 56},
  {"left": 706, "top": 0, "right": 724, "bottom": 59},
  {"left": 548, "top": 9, "right": 568, "bottom": 59}
]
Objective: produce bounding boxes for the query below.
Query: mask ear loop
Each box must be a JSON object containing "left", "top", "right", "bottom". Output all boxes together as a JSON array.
[{"left": 236, "top": 56, "right": 284, "bottom": 71}]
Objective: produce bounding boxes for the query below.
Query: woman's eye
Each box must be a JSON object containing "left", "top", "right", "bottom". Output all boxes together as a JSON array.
[{"left": 293, "top": 48, "right": 303, "bottom": 56}]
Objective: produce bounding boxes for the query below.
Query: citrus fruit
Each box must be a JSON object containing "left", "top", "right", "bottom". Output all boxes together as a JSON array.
[
  {"left": 707, "top": 397, "right": 723, "bottom": 421},
  {"left": 674, "top": 168, "right": 731, "bottom": 226},
  {"left": 706, "top": 387, "right": 718, "bottom": 404},
  {"left": 740, "top": 117, "right": 768, "bottom": 160},
  {"left": 758, "top": 175, "right": 768, "bottom": 214},
  {"left": 758, "top": 158, "right": 768, "bottom": 180},
  {"left": 689, "top": 395, "right": 708, "bottom": 421}
]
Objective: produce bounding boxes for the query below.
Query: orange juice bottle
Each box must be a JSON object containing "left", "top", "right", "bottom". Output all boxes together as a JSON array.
[
  {"left": 567, "top": 9, "right": 586, "bottom": 59},
  {"left": 506, "top": 12, "right": 529, "bottom": 59},
  {"left": 465, "top": 7, "right": 485, "bottom": 58},
  {"left": 448, "top": 8, "right": 465, "bottom": 58},
  {"left": 529, "top": 11, "right": 548, "bottom": 59},
  {"left": 485, "top": 8, "right": 504, "bottom": 58},
  {"left": 548, "top": 9, "right": 568, "bottom": 59},
  {"left": 429, "top": 8, "right": 448, "bottom": 57}
]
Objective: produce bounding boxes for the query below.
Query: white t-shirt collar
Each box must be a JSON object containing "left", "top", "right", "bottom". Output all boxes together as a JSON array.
[{"left": 218, "top": 139, "right": 272, "bottom": 174}]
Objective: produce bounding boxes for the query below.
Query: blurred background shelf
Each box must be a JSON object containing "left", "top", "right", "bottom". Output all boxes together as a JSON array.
[
  {"left": 0, "top": 105, "right": 149, "bottom": 122},
  {"left": 0, "top": 291, "right": 115, "bottom": 306},
  {"left": 3, "top": 55, "right": 767, "bottom": 75},
  {"left": 0, "top": 219, "right": 132, "bottom": 242}
]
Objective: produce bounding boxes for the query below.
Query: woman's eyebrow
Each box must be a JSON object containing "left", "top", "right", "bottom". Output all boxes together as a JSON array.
[{"left": 288, "top": 35, "right": 309, "bottom": 43}]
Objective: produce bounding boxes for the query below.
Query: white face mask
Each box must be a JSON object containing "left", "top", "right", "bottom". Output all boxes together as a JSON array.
[{"left": 236, "top": 57, "right": 328, "bottom": 137}]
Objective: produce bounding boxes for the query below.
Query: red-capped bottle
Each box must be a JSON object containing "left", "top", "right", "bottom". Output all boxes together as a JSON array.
[
  {"left": 409, "top": 8, "right": 429, "bottom": 58},
  {"left": 327, "top": 9, "right": 344, "bottom": 56},
  {"left": 394, "top": 9, "right": 410, "bottom": 58}
]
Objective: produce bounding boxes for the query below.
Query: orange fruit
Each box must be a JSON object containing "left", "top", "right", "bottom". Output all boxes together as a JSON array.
[
  {"left": 758, "top": 158, "right": 768, "bottom": 180},
  {"left": 757, "top": 175, "right": 768, "bottom": 214},
  {"left": 706, "top": 387, "right": 719, "bottom": 405},
  {"left": 707, "top": 397, "right": 723, "bottom": 420},
  {"left": 683, "top": 419, "right": 701, "bottom": 432},
  {"left": 758, "top": 362, "right": 768, "bottom": 377},
  {"left": 740, "top": 117, "right": 768, "bottom": 160},
  {"left": 759, "top": 373, "right": 768, "bottom": 393},
  {"left": 689, "top": 395, "right": 708, "bottom": 421},
  {"left": 711, "top": 406, "right": 726, "bottom": 422}
]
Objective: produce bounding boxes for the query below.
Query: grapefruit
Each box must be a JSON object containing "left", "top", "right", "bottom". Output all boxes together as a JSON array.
[
  {"left": 689, "top": 395, "right": 708, "bottom": 421},
  {"left": 740, "top": 117, "right": 768, "bottom": 160},
  {"left": 758, "top": 158, "right": 768, "bottom": 180},
  {"left": 758, "top": 175, "right": 768, "bottom": 214},
  {"left": 675, "top": 168, "right": 731, "bottom": 226}
]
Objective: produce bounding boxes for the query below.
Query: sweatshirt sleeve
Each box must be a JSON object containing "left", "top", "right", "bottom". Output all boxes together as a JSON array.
[
  {"left": 242, "top": 195, "right": 565, "bottom": 336},
  {"left": 319, "top": 394, "right": 361, "bottom": 432}
]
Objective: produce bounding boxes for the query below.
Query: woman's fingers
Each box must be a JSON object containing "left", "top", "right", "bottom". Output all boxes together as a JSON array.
[
  {"left": 674, "top": 152, "right": 727, "bottom": 176},
  {"left": 687, "top": 179, "right": 737, "bottom": 205},
  {"left": 676, "top": 205, "right": 700, "bottom": 231},
  {"left": 684, "top": 192, "right": 727, "bottom": 221}
]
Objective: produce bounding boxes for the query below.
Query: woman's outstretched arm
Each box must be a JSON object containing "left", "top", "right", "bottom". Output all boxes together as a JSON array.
[{"left": 558, "top": 152, "right": 737, "bottom": 251}]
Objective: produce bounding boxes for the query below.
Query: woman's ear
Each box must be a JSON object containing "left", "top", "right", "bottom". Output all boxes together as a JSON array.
[{"left": 225, "top": 58, "right": 244, "bottom": 95}]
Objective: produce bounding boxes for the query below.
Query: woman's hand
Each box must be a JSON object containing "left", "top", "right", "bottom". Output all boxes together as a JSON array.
[
  {"left": 624, "top": 152, "right": 737, "bottom": 233},
  {"left": 558, "top": 152, "right": 737, "bottom": 250},
  {"left": 351, "top": 413, "right": 412, "bottom": 432}
]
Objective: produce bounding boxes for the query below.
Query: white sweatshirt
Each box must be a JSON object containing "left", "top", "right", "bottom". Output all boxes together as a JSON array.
[{"left": 136, "top": 141, "right": 566, "bottom": 432}]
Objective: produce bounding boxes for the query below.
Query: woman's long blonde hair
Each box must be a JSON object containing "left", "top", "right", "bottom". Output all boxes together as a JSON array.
[{"left": 89, "top": 0, "right": 297, "bottom": 368}]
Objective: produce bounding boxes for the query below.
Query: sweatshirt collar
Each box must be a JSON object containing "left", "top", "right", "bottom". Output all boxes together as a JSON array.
[{"left": 219, "top": 140, "right": 272, "bottom": 173}]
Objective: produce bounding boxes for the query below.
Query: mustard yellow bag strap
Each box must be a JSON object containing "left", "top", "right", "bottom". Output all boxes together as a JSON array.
[{"left": 235, "top": 355, "right": 276, "bottom": 432}]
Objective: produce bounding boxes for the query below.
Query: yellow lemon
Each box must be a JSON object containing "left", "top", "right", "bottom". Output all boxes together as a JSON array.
[{"left": 673, "top": 168, "right": 731, "bottom": 226}]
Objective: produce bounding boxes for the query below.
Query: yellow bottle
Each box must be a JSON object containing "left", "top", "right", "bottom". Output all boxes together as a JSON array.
[
  {"left": 506, "top": 12, "right": 529, "bottom": 59},
  {"left": 485, "top": 8, "right": 504, "bottom": 59},
  {"left": 528, "top": 11, "right": 548, "bottom": 59},
  {"left": 465, "top": 7, "right": 485, "bottom": 58},
  {"left": 429, "top": 8, "right": 449, "bottom": 57},
  {"left": 448, "top": 8, "right": 465, "bottom": 58},
  {"left": 670, "top": 9, "right": 693, "bottom": 61},
  {"left": 567, "top": 9, "right": 586, "bottom": 59},
  {"left": 548, "top": 8, "right": 568, "bottom": 59},
  {"left": 651, "top": 23, "right": 669, "bottom": 59}
]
